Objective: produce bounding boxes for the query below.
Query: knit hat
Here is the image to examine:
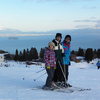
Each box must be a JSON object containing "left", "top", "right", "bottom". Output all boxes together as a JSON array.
[
  {"left": 55, "top": 33, "right": 62, "bottom": 39},
  {"left": 48, "top": 41, "right": 55, "bottom": 48},
  {"left": 65, "top": 35, "right": 71, "bottom": 41}
]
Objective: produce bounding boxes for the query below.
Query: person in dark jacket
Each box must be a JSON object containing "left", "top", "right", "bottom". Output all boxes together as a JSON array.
[
  {"left": 43, "top": 41, "right": 56, "bottom": 90},
  {"left": 61, "top": 35, "right": 72, "bottom": 87},
  {"left": 96, "top": 60, "right": 100, "bottom": 69},
  {"left": 52, "top": 33, "right": 65, "bottom": 83}
]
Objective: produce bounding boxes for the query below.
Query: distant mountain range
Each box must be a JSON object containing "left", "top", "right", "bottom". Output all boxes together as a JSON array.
[{"left": 0, "top": 27, "right": 100, "bottom": 37}]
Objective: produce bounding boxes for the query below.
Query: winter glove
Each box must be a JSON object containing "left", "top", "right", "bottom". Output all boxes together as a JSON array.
[
  {"left": 53, "top": 66, "right": 56, "bottom": 69},
  {"left": 46, "top": 66, "right": 50, "bottom": 69},
  {"left": 69, "top": 62, "right": 71, "bottom": 65},
  {"left": 62, "top": 53, "right": 66, "bottom": 57}
]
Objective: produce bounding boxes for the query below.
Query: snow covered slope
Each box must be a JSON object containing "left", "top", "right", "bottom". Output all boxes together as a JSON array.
[{"left": 0, "top": 59, "right": 100, "bottom": 100}]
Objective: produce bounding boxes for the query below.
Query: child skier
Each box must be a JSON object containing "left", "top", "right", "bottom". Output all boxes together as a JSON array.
[
  {"left": 61, "top": 35, "right": 72, "bottom": 87},
  {"left": 43, "top": 41, "right": 56, "bottom": 90}
]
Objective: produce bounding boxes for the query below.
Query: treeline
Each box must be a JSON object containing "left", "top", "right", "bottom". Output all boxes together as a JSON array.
[
  {"left": 14, "top": 47, "right": 46, "bottom": 61},
  {"left": 14, "top": 47, "right": 100, "bottom": 63},
  {"left": 71, "top": 48, "right": 100, "bottom": 63},
  {"left": 0, "top": 50, "right": 8, "bottom": 53}
]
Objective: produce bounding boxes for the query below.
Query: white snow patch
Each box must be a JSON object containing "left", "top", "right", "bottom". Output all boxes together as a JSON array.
[{"left": 0, "top": 59, "right": 100, "bottom": 100}]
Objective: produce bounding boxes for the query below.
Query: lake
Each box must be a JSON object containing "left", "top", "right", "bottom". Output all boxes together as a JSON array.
[{"left": 0, "top": 34, "right": 100, "bottom": 54}]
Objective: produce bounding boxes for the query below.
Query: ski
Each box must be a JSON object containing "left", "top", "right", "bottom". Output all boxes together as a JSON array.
[
  {"left": 55, "top": 86, "right": 91, "bottom": 93},
  {"left": 31, "top": 86, "right": 73, "bottom": 93},
  {"left": 31, "top": 86, "right": 91, "bottom": 93},
  {"left": 66, "top": 86, "right": 91, "bottom": 92},
  {"left": 56, "top": 88, "right": 73, "bottom": 93}
]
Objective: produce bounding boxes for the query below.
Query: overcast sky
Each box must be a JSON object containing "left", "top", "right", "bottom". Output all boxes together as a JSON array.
[{"left": 0, "top": 0, "right": 100, "bottom": 32}]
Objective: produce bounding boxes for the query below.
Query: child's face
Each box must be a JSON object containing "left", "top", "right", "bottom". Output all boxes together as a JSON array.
[
  {"left": 65, "top": 37, "right": 70, "bottom": 43},
  {"left": 49, "top": 45, "right": 54, "bottom": 49}
]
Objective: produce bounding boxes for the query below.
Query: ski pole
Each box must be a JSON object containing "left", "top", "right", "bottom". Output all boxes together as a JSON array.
[
  {"left": 34, "top": 72, "right": 46, "bottom": 81},
  {"left": 57, "top": 57, "right": 67, "bottom": 87},
  {"left": 58, "top": 61, "right": 67, "bottom": 85},
  {"left": 23, "top": 68, "right": 45, "bottom": 80}
]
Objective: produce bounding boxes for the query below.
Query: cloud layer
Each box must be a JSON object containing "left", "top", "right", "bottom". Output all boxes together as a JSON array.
[
  {"left": 74, "top": 19, "right": 100, "bottom": 29},
  {"left": 74, "top": 19, "right": 100, "bottom": 23}
]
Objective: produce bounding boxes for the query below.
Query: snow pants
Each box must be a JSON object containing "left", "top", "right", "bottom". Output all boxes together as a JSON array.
[
  {"left": 52, "top": 62, "right": 64, "bottom": 82},
  {"left": 45, "top": 67, "right": 55, "bottom": 87},
  {"left": 63, "top": 65, "right": 69, "bottom": 81},
  {"left": 52, "top": 63, "right": 69, "bottom": 82}
]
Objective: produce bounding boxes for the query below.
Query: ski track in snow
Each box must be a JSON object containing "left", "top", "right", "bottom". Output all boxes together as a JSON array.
[{"left": 0, "top": 58, "right": 100, "bottom": 100}]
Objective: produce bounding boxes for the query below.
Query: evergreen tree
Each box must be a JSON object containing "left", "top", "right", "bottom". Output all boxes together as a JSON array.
[
  {"left": 97, "top": 49, "right": 100, "bottom": 58},
  {"left": 85, "top": 48, "right": 94, "bottom": 63},
  {"left": 26, "top": 48, "right": 30, "bottom": 61},
  {"left": 29, "top": 47, "right": 34, "bottom": 60},
  {"left": 77, "top": 47, "right": 84, "bottom": 56},
  {"left": 40, "top": 48, "right": 46, "bottom": 58},
  {"left": 94, "top": 49, "right": 97, "bottom": 54},
  {"left": 19, "top": 51, "right": 23, "bottom": 61},
  {"left": 93, "top": 49, "right": 97, "bottom": 59},
  {"left": 14, "top": 49, "right": 19, "bottom": 61},
  {"left": 33, "top": 48, "right": 38, "bottom": 59},
  {"left": 22, "top": 49, "right": 26, "bottom": 61}
]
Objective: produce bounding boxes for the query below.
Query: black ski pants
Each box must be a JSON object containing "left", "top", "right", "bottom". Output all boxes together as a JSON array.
[
  {"left": 52, "top": 63, "right": 69, "bottom": 82},
  {"left": 63, "top": 65, "right": 69, "bottom": 81},
  {"left": 52, "top": 62, "right": 64, "bottom": 82}
]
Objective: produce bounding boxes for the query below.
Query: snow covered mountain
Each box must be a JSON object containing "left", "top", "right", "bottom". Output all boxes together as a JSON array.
[
  {"left": 0, "top": 26, "right": 6, "bottom": 30},
  {"left": 0, "top": 26, "right": 100, "bottom": 37}
]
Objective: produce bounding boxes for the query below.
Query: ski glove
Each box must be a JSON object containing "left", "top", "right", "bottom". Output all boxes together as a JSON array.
[{"left": 46, "top": 66, "right": 50, "bottom": 69}]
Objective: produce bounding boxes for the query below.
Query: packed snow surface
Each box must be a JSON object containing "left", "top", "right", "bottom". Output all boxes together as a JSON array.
[{"left": 0, "top": 58, "right": 100, "bottom": 100}]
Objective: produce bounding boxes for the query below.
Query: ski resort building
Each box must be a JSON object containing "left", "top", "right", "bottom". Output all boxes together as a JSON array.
[{"left": 0, "top": 54, "right": 4, "bottom": 62}]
